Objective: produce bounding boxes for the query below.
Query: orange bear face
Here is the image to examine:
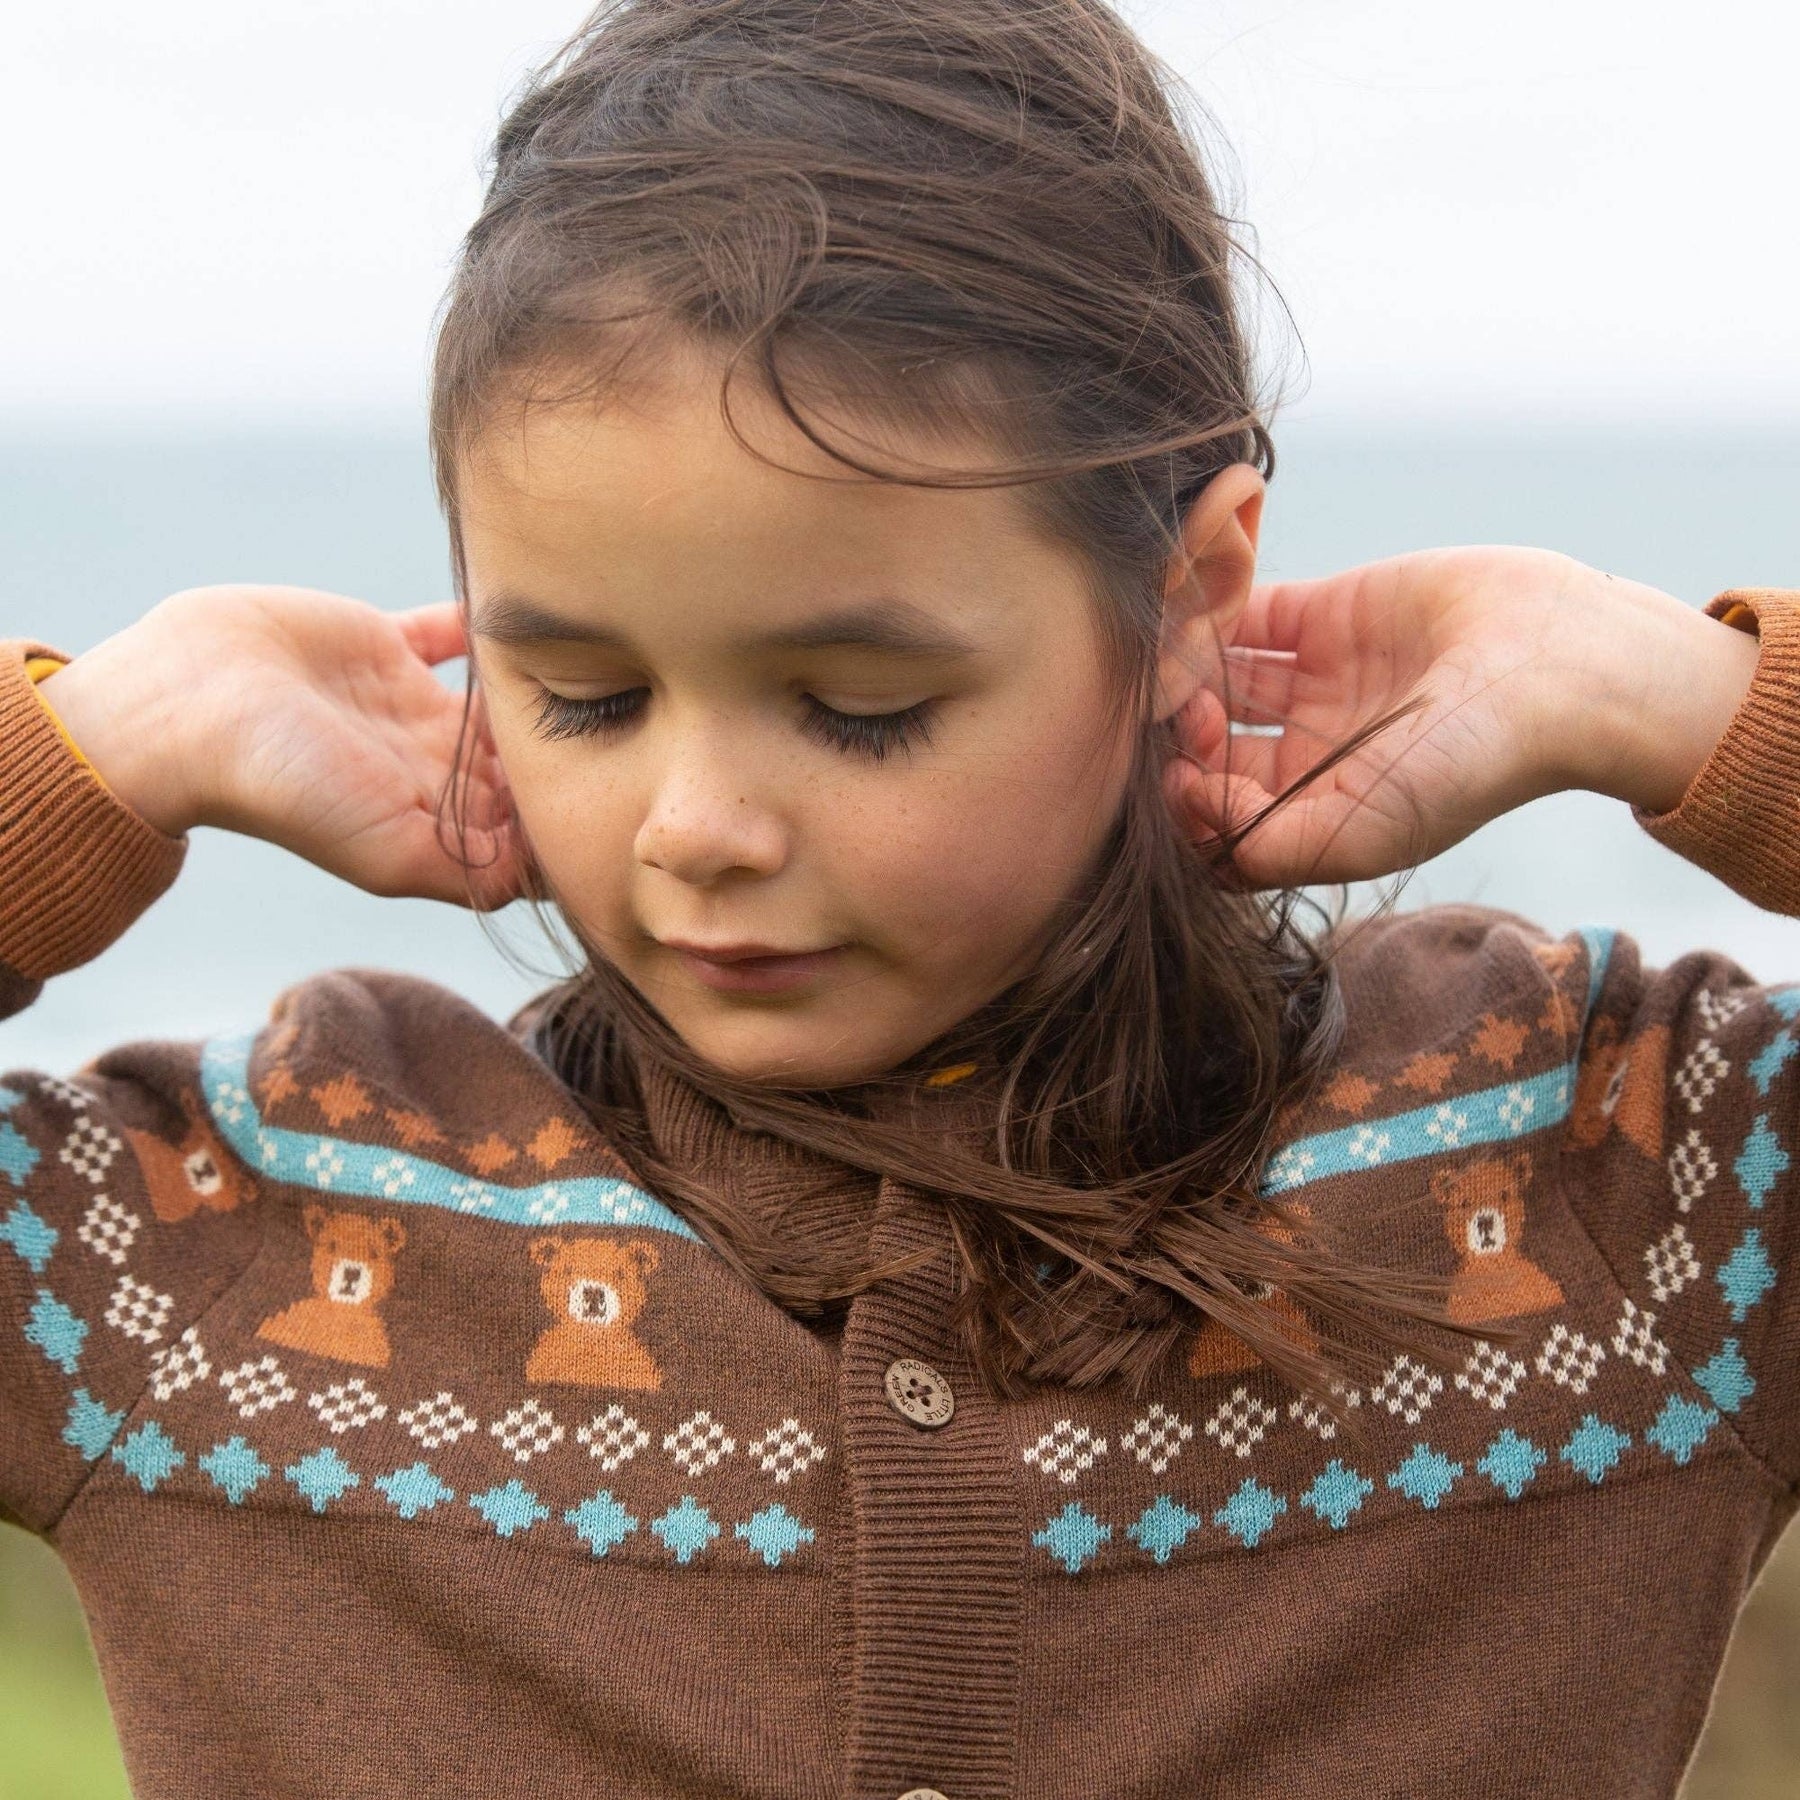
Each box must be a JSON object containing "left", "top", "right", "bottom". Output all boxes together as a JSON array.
[
  {"left": 1429, "top": 1153, "right": 1563, "bottom": 1325},
  {"left": 125, "top": 1116, "right": 251, "bottom": 1222},
  {"left": 526, "top": 1236, "right": 664, "bottom": 1390},
  {"left": 256, "top": 1205, "right": 407, "bottom": 1369}
]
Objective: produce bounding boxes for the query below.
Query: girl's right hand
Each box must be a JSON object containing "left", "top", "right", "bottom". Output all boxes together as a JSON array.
[{"left": 34, "top": 585, "right": 525, "bottom": 910}]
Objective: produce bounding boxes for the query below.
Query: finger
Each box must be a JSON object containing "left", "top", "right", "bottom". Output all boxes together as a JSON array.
[{"left": 394, "top": 602, "right": 468, "bottom": 667}]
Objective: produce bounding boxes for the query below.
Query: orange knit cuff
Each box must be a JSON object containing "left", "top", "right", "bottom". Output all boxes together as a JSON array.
[
  {"left": 1636, "top": 588, "right": 1800, "bottom": 913},
  {"left": 0, "top": 640, "right": 188, "bottom": 980}
]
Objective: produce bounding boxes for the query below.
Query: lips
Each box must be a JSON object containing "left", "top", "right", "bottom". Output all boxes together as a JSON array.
[{"left": 659, "top": 940, "right": 832, "bottom": 964}]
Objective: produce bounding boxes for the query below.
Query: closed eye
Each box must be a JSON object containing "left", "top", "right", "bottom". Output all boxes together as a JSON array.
[{"left": 527, "top": 685, "right": 938, "bottom": 762}]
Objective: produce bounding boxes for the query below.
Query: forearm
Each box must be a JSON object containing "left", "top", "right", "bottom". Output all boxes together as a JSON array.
[
  {"left": 0, "top": 641, "right": 188, "bottom": 1011},
  {"left": 1561, "top": 570, "right": 1761, "bottom": 816}
]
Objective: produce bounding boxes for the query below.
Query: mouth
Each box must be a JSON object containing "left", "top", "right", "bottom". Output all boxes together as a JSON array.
[{"left": 658, "top": 939, "right": 848, "bottom": 996}]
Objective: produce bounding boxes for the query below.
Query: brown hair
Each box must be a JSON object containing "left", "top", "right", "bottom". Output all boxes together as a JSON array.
[{"left": 429, "top": 0, "right": 1507, "bottom": 1427}]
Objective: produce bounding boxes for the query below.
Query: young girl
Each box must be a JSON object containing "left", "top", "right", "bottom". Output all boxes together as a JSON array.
[{"left": 2, "top": 1, "right": 1791, "bottom": 1795}]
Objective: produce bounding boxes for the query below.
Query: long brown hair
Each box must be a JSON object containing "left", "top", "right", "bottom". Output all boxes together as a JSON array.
[{"left": 429, "top": 0, "right": 1504, "bottom": 1424}]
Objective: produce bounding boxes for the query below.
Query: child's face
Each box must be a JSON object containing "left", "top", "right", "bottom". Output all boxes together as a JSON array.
[{"left": 461, "top": 341, "right": 1140, "bottom": 1088}]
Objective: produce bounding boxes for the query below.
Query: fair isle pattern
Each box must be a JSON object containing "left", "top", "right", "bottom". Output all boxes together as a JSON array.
[
  {"left": 198, "top": 1032, "right": 700, "bottom": 1239},
  {"left": 1257, "top": 927, "right": 1615, "bottom": 1195},
  {"left": 4, "top": 1071, "right": 822, "bottom": 1572}
]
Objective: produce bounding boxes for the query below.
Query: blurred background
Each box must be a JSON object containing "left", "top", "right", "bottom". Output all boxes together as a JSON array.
[{"left": 2, "top": 2, "right": 1798, "bottom": 1794}]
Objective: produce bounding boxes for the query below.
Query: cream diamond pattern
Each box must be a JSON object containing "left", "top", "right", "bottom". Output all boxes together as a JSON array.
[
  {"left": 399, "top": 1391, "right": 478, "bottom": 1449},
  {"left": 665, "top": 1409, "right": 737, "bottom": 1475},
  {"left": 1536, "top": 1322, "right": 1606, "bottom": 1393},
  {"left": 1611, "top": 1298, "right": 1670, "bottom": 1375},
  {"left": 1372, "top": 1353, "right": 1443, "bottom": 1423},
  {"left": 1287, "top": 1381, "right": 1361, "bottom": 1441},
  {"left": 308, "top": 1377, "right": 388, "bottom": 1434},
  {"left": 1022, "top": 1418, "right": 1109, "bottom": 1484},
  {"left": 1452, "top": 1340, "right": 1527, "bottom": 1411},
  {"left": 220, "top": 1355, "right": 297, "bottom": 1418},
  {"left": 1120, "top": 1402, "right": 1195, "bottom": 1474},
  {"left": 1674, "top": 1040, "right": 1729, "bottom": 1114},
  {"left": 491, "top": 1398, "right": 564, "bottom": 1463},
  {"left": 59, "top": 1116, "right": 123, "bottom": 1184},
  {"left": 577, "top": 1404, "right": 652, "bottom": 1472},
  {"left": 149, "top": 1327, "right": 211, "bottom": 1401},
  {"left": 749, "top": 1417, "right": 828, "bottom": 1484},
  {"left": 1204, "top": 1385, "right": 1278, "bottom": 1458},
  {"left": 104, "top": 1274, "right": 172, "bottom": 1344},
  {"left": 77, "top": 1193, "right": 140, "bottom": 1266},
  {"left": 1645, "top": 1223, "right": 1702, "bottom": 1302},
  {"left": 1668, "top": 1130, "right": 1718, "bottom": 1211}
]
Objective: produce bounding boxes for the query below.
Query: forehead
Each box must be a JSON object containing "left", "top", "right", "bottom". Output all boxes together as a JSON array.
[{"left": 454, "top": 352, "right": 1077, "bottom": 635}]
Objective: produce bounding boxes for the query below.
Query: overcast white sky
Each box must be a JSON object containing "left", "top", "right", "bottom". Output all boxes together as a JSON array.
[{"left": 3, "top": 0, "right": 1795, "bottom": 423}]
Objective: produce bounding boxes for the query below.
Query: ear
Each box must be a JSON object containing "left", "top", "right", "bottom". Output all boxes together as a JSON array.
[
  {"left": 529, "top": 1236, "right": 562, "bottom": 1269},
  {"left": 302, "top": 1203, "right": 328, "bottom": 1241},
  {"left": 628, "top": 1239, "right": 661, "bottom": 1278},
  {"left": 378, "top": 1217, "right": 407, "bottom": 1255},
  {"left": 1510, "top": 1152, "right": 1534, "bottom": 1191},
  {"left": 1153, "top": 461, "right": 1266, "bottom": 724}
]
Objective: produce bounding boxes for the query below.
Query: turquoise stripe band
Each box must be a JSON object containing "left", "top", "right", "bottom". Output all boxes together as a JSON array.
[
  {"left": 199, "top": 1033, "right": 700, "bottom": 1239},
  {"left": 1258, "top": 925, "right": 1615, "bottom": 1195}
]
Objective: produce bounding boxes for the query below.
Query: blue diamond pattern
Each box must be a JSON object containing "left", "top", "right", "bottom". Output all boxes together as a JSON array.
[
  {"left": 1735, "top": 1114, "right": 1789, "bottom": 1206},
  {"left": 1748, "top": 1032, "right": 1799, "bottom": 1097},
  {"left": 565, "top": 1491, "right": 639, "bottom": 1558},
  {"left": 1214, "top": 1477, "right": 1287, "bottom": 1548},
  {"left": 1386, "top": 1444, "right": 1462, "bottom": 1510},
  {"left": 200, "top": 1437, "right": 271, "bottom": 1505},
  {"left": 24, "top": 1290, "right": 86, "bottom": 1373},
  {"left": 1559, "top": 1414, "right": 1631, "bottom": 1484},
  {"left": 61, "top": 1389, "right": 123, "bottom": 1461},
  {"left": 1477, "top": 1429, "right": 1547, "bottom": 1500},
  {"left": 469, "top": 1480, "right": 549, "bottom": 1538},
  {"left": 1127, "top": 1494, "right": 1204, "bottom": 1563},
  {"left": 1694, "top": 1337, "right": 1755, "bottom": 1414},
  {"left": 285, "top": 1446, "right": 360, "bottom": 1514},
  {"left": 1645, "top": 1395, "right": 1719, "bottom": 1467},
  {"left": 0, "top": 1122, "right": 40, "bottom": 1187},
  {"left": 375, "top": 1462, "right": 454, "bottom": 1521},
  {"left": 1300, "top": 1459, "right": 1373, "bottom": 1530},
  {"left": 735, "top": 1504, "right": 816, "bottom": 1568},
  {"left": 1718, "top": 1230, "right": 1777, "bottom": 1322},
  {"left": 1033, "top": 1501, "right": 1112, "bottom": 1572},
  {"left": 1772, "top": 989, "right": 1800, "bottom": 1021},
  {"left": 651, "top": 1495, "right": 721, "bottom": 1565},
  {"left": 112, "top": 1422, "right": 184, "bottom": 1493},
  {"left": 0, "top": 1085, "right": 20, "bottom": 1112},
  {"left": 1, "top": 1201, "right": 56, "bottom": 1274}
]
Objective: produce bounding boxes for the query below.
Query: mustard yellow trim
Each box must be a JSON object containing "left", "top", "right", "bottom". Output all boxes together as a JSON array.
[
  {"left": 1717, "top": 600, "right": 1759, "bottom": 636},
  {"left": 22, "top": 654, "right": 96, "bottom": 773},
  {"left": 924, "top": 1061, "right": 979, "bottom": 1088}
]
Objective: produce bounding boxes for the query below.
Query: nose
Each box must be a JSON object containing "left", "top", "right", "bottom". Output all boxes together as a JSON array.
[{"left": 633, "top": 734, "right": 790, "bottom": 886}]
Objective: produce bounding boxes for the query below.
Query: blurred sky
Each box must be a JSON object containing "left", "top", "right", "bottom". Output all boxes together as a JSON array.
[{"left": 3, "top": 0, "right": 1795, "bottom": 426}]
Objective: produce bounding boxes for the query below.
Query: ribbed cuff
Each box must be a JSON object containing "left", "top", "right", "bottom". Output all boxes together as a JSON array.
[
  {"left": 0, "top": 639, "right": 188, "bottom": 980},
  {"left": 1636, "top": 589, "right": 1800, "bottom": 914}
]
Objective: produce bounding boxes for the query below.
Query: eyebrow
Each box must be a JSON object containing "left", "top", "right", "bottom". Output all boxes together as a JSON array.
[{"left": 470, "top": 593, "right": 981, "bottom": 657}]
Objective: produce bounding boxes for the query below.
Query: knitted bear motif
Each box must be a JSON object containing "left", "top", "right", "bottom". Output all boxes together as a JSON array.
[
  {"left": 256, "top": 1205, "right": 407, "bottom": 1368},
  {"left": 526, "top": 1235, "right": 664, "bottom": 1391}
]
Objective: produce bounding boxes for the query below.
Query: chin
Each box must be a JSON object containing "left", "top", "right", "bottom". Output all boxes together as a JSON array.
[{"left": 674, "top": 1012, "right": 912, "bottom": 1091}]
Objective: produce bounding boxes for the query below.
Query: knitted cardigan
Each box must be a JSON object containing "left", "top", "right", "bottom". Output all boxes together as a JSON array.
[{"left": 4, "top": 591, "right": 1800, "bottom": 1800}]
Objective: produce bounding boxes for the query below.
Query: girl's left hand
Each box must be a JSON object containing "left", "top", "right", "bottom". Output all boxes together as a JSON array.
[{"left": 1161, "top": 546, "right": 1761, "bottom": 888}]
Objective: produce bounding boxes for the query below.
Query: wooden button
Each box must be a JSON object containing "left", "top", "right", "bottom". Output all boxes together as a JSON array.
[{"left": 883, "top": 1357, "right": 955, "bottom": 1428}]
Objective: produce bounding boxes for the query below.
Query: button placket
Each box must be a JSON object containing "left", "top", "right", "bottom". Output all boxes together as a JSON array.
[{"left": 884, "top": 1356, "right": 955, "bottom": 1428}]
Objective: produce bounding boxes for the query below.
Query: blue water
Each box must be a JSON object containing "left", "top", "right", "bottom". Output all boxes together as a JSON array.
[{"left": 4, "top": 420, "right": 1798, "bottom": 1076}]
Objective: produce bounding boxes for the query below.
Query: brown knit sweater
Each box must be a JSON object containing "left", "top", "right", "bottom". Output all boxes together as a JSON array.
[{"left": 5, "top": 590, "right": 1800, "bottom": 1800}]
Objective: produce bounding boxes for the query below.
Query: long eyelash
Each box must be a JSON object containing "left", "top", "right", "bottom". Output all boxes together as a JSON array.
[
  {"left": 530, "top": 687, "right": 646, "bottom": 742},
  {"left": 798, "top": 696, "right": 938, "bottom": 763}
]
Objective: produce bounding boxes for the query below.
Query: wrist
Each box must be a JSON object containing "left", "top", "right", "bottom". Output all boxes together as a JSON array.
[
  {"left": 34, "top": 628, "right": 208, "bottom": 839},
  {"left": 1560, "top": 570, "right": 1760, "bottom": 816}
]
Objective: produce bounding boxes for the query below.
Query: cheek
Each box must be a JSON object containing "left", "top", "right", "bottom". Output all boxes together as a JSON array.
[{"left": 837, "top": 712, "right": 1130, "bottom": 965}]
